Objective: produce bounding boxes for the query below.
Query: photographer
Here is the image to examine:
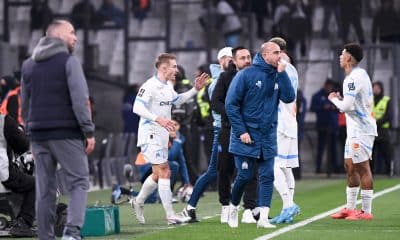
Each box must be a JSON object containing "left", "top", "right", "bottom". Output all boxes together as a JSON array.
[{"left": 0, "top": 114, "right": 35, "bottom": 237}]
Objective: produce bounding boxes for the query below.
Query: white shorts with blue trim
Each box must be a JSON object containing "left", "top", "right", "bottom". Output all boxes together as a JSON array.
[
  {"left": 344, "top": 136, "right": 375, "bottom": 164},
  {"left": 275, "top": 132, "right": 299, "bottom": 168},
  {"left": 141, "top": 144, "right": 169, "bottom": 165}
]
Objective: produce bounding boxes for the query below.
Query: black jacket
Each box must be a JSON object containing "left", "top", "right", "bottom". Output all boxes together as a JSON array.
[{"left": 211, "top": 64, "right": 237, "bottom": 128}]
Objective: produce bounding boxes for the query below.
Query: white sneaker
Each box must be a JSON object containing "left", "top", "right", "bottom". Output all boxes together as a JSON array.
[
  {"left": 220, "top": 205, "right": 229, "bottom": 223},
  {"left": 257, "top": 219, "right": 276, "bottom": 228},
  {"left": 228, "top": 204, "right": 239, "bottom": 228},
  {"left": 241, "top": 209, "right": 257, "bottom": 223},
  {"left": 167, "top": 213, "right": 190, "bottom": 225},
  {"left": 130, "top": 197, "right": 145, "bottom": 224},
  {"left": 257, "top": 207, "right": 276, "bottom": 228}
]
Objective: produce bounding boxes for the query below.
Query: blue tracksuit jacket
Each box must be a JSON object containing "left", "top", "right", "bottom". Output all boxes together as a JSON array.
[{"left": 225, "top": 53, "right": 295, "bottom": 160}]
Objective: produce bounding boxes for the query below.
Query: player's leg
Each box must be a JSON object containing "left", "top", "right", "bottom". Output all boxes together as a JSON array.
[
  {"left": 228, "top": 156, "right": 255, "bottom": 228},
  {"left": 346, "top": 136, "right": 374, "bottom": 220},
  {"left": 183, "top": 127, "right": 219, "bottom": 222},
  {"left": 256, "top": 157, "right": 276, "bottom": 228},
  {"left": 331, "top": 138, "right": 360, "bottom": 219}
]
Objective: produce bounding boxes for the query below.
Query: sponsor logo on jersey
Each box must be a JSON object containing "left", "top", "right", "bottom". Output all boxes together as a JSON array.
[{"left": 160, "top": 101, "right": 173, "bottom": 106}]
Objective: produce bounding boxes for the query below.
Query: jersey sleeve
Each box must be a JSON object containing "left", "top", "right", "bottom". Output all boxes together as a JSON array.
[
  {"left": 343, "top": 75, "right": 360, "bottom": 98},
  {"left": 136, "top": 82, "right": 153, "bottom": 104}
]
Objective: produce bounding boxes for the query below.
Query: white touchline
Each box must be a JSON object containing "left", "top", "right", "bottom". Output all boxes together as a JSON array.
[{"left": 255, "top": 184, "right": 400, "bottom": 240}]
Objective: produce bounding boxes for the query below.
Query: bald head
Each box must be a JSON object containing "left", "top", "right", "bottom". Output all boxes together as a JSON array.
[
  {"left": 260, "top": 42, "right": 281, "bottom": 67},
  {"left": 46, "top": 20, "right": 77, "bottom": 53}
]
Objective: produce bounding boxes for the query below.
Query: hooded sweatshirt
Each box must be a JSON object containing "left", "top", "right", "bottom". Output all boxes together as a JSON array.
[{"left": 21, "top": 37, "right": 94, "bottom": 140}]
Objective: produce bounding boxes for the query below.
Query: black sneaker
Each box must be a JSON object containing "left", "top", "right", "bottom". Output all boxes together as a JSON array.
[
  {"left": 62, "top": 227, "right": 82, "bottom": 240},
  {"left": 182, "top": 208, "right": 199, "bottom": 223},
  {"left": 9, "top": 219, "right": 37, "bottom": 237}
]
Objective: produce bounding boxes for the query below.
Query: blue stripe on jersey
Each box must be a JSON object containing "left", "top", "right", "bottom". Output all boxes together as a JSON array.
[
  {"left": 355, "top": 110, "right": 367, "bottom": 118},
  {"left": 344, "top": 93, "right": 356, "bottom": 97},
  {"left": 172, "top": 96, "right": 180, "bottom": 103},
  {"left": 277, "top": 154, "right": 298, "bottom": 159},
  {"left": 135, "top": 98, "right": 149, "bottom": 106},
  {"left": 142, "top": 119, "right": 152, "bottom": 125}
]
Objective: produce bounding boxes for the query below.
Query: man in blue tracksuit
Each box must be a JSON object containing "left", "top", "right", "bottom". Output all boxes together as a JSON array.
[{"left": 225, "top": 41, "right": 295, "bottom": 228}]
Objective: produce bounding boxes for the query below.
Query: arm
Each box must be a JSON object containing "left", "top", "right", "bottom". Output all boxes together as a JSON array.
[
  {"left": 211, "top": 72, "right": 228, "bottom": 116},
  {"left": 65, "top": 56, "right": 95, "bottom": 138},
  {"left": 329, "top": 94, "right": 355, "bottom": 112},
  {"left": 133, "top": 99, "right": 157, "bottom": 121},
  {"left": 173, "top": 72, "right": 209, "bottom": 106},
  {"left": 172, "top": 88, "right": 198, "bottom": 106},
  {"left": 6, "top": 95, "right": 19, "bottom": 122},
  {"left": 277, "top": 71, "right": 295, "bottom": 103},
  {"left": 225, "top": 71, "right": 247, "bottom": 137},
  {"left": 133, "top": 85, "right": 175, "bottom": 132},
  {"left": 21, "top": 75, "right": 30, "bottom": 123},
  {"left": 4, "top": 115, "right": 30, "bottom": 155}
]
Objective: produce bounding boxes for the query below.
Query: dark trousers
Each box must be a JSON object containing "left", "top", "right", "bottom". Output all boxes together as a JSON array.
[
  {"left": 2, "top": 165, "right": 35, "bottom": 226},
  {"left": 316, "top": 128, "right": 338, "bottom": 173},
  {"left": 217, "top": 127, "right": 257, "bottom": 209},
  {"left": 372, "top": 128, "right": 392, "bottom": 175}
]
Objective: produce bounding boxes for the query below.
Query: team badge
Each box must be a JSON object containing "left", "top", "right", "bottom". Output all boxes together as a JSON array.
[
  {"left": 256, "top": 80, "right": 262, "bottom": 88},
  {"left": 348, "top": 82, "right": 355, "bottom": 91}
]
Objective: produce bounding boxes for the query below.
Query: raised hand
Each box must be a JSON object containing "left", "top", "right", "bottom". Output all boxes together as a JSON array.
[{"left": 194, "top": 72, "right": 209, "bottom": 90}]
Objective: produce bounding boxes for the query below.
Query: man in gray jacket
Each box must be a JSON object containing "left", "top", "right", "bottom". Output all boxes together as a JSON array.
[{"left": 21, "top": 19, "right": 95, "bottom": 240}]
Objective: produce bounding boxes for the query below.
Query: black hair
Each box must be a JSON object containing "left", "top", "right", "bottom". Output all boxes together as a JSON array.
[{"left": 344, "top": 43, "right": 363, "bottom": 62}]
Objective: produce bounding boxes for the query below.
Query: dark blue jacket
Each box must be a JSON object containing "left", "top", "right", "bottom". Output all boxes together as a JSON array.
[
  {"left": 225, "top": 53, "right": 295, "bottom": 159},
  {"left": 310, "top": 88, "right": 339, "bottom": 130}
]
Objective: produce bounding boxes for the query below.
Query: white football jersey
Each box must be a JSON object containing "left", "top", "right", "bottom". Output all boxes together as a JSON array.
[
  {"left": 343, "top": 67, "right": 377, "bottom": 137},
  {"left": 277, "top": 62, "right": 298, "bottom": 138}
]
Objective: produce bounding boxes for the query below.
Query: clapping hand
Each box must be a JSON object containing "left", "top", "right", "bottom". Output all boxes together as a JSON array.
[{"left": 194, "top": 72, "right": 209, "bottom": 91}]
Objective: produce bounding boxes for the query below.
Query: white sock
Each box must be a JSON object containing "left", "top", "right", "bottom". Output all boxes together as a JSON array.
[
  {"left": 136, "top": 175, "right": 158, "bottom": 204},
  {"left": 346, "top": 186, "right": 360, "bottom": 210},
  {"left": 187, "top": 205, "right": 196, "bottom": 210},
  {"left": 158, "top": 178, "right": 175, "bottom": 217},
  {"left": 259, "top": 207, "right": 270, "bottom": 222},
  {"left": 283, "top": 168, "right": 295, "bottom": 203},
  {"left": 274, "top": 166, "right": 293, "bottom": 209},
  {"left": 360, "top": 189, "right": 373, "bottom": 214}
]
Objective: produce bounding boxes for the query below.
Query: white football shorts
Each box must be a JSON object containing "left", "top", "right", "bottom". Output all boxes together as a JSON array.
[
  {"left": 141, "top": 144, "right": 169, "bottom": 165},
  {"left": 344, "top": 136, "right": 375, "bottom": 164},
  {"left": 275, "top": 132, "right": 299, "bottom": 168}
]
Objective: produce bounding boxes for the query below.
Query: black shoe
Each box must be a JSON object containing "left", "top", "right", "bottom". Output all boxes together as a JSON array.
[
  {"left": 62, "top": 227, "right": 82, "bottom": 240},
  {"left": 9, "top": 219, "right": 37, "bottom": 237},
  {"left": 182, "top": 208, "right": 199, "bottom": 223}
]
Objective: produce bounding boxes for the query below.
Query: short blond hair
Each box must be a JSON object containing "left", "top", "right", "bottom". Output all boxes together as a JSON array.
[
  {"left": 155, "top": 53, "right": 176, "bottom": 69},
  {"left": 269, "top": 37, "right": 287, "bottom": 51}
]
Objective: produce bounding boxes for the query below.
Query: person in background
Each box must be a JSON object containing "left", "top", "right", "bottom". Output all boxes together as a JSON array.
[
  {"left": 0, "top": 114, "right": 35, "bottom": 237},
  {"left": 371, "top": 81, "right": 392, "bottom": 175},
  {"left": 310, "top": 79, "right": 339, "bottom": 174},
  {"left": 21, "top": 20, "right": 95, "bottom": 240},
  {"left": 0, "top": 75, "right": 23, "bottom": 126},
  {"left": 97, "top": 0, "right": 125, "bottom": 27}
]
